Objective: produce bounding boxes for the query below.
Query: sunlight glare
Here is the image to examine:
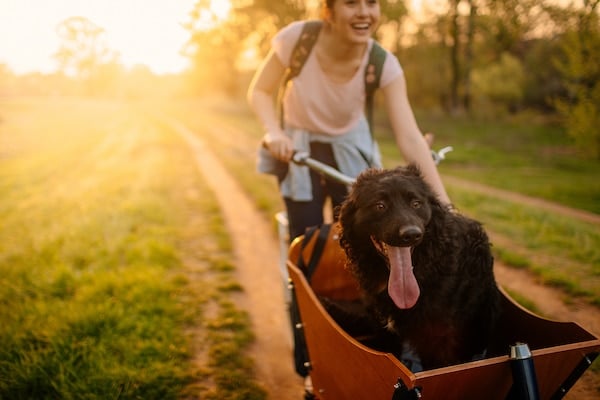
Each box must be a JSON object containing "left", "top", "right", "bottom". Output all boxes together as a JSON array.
[
  {"left": 194, "top": 0, "right": 232, "bottom": 31},
  {"left": 210, "top": 0, "right": 231, "bottom": 20},
  {"left": 0, "top": 0, "right": 199, "bottom": 75}
]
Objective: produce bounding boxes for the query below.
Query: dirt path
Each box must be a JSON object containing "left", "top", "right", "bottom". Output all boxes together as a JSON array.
[
  {"left": 444, "top": 175, "right": 600, "bottom": 225},
  {"left": 172, "top": 119, "right": 599, "bottom": 399},
  {"left": 172, "top": 120, "right": 305, "bottom": 399}
]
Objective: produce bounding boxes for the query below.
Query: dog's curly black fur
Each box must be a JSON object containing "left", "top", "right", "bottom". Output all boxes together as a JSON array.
[{"left": 338, "top": 164, "right": 501, "bottom": 370}]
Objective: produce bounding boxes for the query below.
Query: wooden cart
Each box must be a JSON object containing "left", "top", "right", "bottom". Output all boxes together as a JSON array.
[{"left": 286, "top": 224, "right": 600, "bottom": 400}]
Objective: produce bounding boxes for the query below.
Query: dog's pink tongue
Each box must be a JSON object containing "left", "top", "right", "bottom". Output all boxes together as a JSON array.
[{"left": 388, "top": 246, "right": 420, "bottom": 309}]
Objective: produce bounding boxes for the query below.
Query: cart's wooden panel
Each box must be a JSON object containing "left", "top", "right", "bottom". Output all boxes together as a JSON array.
[
  {"left": 289, "top": 223, "right": 360, "bottom": 301},
  {"left": 413, "top": 341, "right": 599, "bottom": 399},
  {"left": 289, "top": 262, "right": 414, "bottom": 399},
  {"left": 288, "top": 252, "right": 600, "bottom": 399},
  {"left": 494, "top": 288, "right": 597, "bottom": 349}
]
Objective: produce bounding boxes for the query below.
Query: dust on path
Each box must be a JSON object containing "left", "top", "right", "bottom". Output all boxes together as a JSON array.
[{"left": 172, "top": 120, "right": 305, "bottom": 399}]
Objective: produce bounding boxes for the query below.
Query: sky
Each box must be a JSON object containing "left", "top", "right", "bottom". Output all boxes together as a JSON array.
[
  {"left": 0, "top": 0, "right": 428, "bottom": 76},
  {"left": 0, "top": 0, "right": 204, "bottom": 75}
]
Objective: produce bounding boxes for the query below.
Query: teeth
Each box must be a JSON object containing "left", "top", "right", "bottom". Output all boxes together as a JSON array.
[{"left": 352, "top": 23, "right": 369, "bottom": 29}]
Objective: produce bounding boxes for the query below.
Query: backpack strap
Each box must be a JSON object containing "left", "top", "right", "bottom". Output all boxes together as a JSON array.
[
  {"left": 289, "top": 20, "right": 323, "bottom": 81},
  {"left": 364, "top": 41, "right": 387, "bottom": 135},
  {"left": 278, "top": 20, "right": 323, "bottom": 129}
]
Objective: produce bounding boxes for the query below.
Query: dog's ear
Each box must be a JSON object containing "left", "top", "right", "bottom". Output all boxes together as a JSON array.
[
  {"left": 356, "top": 167, "right": 384, "bottom": 182},
  {"left": 338, "top": 193, "right": 358, "bottom": 255},
  {"left": 403, "top": 163, "right": 447, "bottom": 213},
  {"left": 340, "top": 169, "right": 376, "bottom": 226},
  {"left": 339, "top": 190, "right": 357, "bottom": 228},
  {"left": 405, "top": 163, "right": 422, "bottom": 177}
]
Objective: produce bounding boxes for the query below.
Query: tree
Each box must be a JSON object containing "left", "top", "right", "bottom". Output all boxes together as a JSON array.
[
  {"left": 420, "top": 0, "right": 553, "bottom": 113},
  {"left": 53, "top": 17, "right": 119, "bottom": 95},
  {"left": 472, "top": 52, "right": 525, "bottom": 111},
  {"left": 182, "top": 0, "right": 309, "bottom": 95},
  {"left": 552, "top": 0, "right": 600, "bottom": 158},
  {"left": 449, "top": 0, "right": 461, "bottom": 113},
  {"left": 463, "top": 0, "right": 477, "bottom": 110},
  {"left": 478, "top": 0, "right": 541, "bottom": 55},
  {"left": 233, "top": 0, "right": 306, "bottom": 27},
  {"left": 375, "top": 0, "right": 408, "bottom": 52},
  {"left": 422, "top": 0, "right": 474, "bottom": 113}
]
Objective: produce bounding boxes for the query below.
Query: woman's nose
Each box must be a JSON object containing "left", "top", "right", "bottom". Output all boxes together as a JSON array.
[{"left": 357, "top": 0, "right": 368, "bottom": 15}]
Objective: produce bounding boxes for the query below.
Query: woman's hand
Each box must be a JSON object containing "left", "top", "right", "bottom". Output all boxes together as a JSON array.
[{"left": 264, "top": 131, "right": 294, "bottom": 162}]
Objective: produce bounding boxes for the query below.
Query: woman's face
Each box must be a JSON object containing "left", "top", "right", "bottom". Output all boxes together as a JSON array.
[{"left": 327, "top": 0, "right": 381, "bottom": 44}]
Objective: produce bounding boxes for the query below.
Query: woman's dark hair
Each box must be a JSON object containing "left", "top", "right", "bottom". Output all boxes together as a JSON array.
[{"left": 321, "top": 0, "right": 335, "bottom": 18}]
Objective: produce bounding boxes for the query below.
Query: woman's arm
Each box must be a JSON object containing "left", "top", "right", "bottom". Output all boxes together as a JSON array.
[
  {"left": 382, "top": 74, "right": 452, "bottom": 205},
  {"left": 247, "top": 49, "right": 294, "bottom": 162}
]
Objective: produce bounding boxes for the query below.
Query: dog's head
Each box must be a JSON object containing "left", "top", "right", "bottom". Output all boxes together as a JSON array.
[{"left": 339, "top": 164, "right": 444, "bottom": 309}]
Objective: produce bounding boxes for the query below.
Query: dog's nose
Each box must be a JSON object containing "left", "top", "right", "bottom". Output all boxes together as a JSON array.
[{"left": 399, "top": 226, "right": 423, "bottom": 245}]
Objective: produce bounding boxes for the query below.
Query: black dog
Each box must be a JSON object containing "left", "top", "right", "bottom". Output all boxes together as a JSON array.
[{"left": 338, "top": 164, "right": 501, "bottom": 371}]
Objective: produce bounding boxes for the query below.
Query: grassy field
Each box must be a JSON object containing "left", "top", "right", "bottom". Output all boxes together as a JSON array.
[
  {"left": 2, "top": 95, "right": 598, "bottom": 397},
  {"left": 404, "top": 110, "right": 600, "bottom": 215},
  {"left": 0, "top": 97, "right": 266, "bottom": 399}
]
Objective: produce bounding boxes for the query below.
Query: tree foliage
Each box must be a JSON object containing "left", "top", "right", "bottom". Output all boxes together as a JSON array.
[
  {"left": 53, "top": 17, "right": 119, "bottom": 95},
  {"left": 180, "top": 0, "right": 600, "bottom": 157},
  {"left": 422, "top": 0, "right": 547, "bottom": 113},
  {"left": 54, "top": 17, "right": 114, "bottom": 78},
  {"left": 182, "top": 0, "right": 308, "bottom": 95},
  {"left": 552, "top": 0, "right": 600, "bottom": 158},
  {"left": 472, "top": 52, "right": 525, "bottom": 110},
  {"left": 181, "top": 0, "right": 411, "bottom": 94},
  {"left": 477, "top": 0, "right": 543, "bottom": 56}
]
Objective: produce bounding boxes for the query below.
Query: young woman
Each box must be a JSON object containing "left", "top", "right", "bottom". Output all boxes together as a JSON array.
[{"left": 248, "top": 0, "right": 451, "bottom": 240}]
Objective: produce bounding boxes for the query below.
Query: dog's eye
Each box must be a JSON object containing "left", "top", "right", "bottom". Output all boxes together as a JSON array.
[
  {"left": 411, "top": 199, "right": 422, "bottom": 209},
  {"left": 374, "top": 201, "right": 386, "bottom": 211}
]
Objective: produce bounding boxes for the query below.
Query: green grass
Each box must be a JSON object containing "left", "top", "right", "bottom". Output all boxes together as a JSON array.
[
  {"left": 444, "top": 176, "right": 599, "bottom": 305},
  {"left": 0, "top": 97, "right": 265, "bottom": 399},
  {"left": 377, "top": 109, "right": 600, "bottom": 214}
]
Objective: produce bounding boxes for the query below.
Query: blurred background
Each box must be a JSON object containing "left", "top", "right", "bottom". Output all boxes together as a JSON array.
[{"left": 1, "top": 0, "right": 599, "bottom": 158}]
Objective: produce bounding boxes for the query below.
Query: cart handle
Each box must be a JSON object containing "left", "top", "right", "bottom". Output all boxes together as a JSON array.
[
  {"left": 431, "top": 146, "right": 453, "bottom": 165},
  {"left": 292, "top": 152, "right": 356, "bottom": 186},
  {"left": 291, "top": 146, "right": 452, "bottom": 187}
]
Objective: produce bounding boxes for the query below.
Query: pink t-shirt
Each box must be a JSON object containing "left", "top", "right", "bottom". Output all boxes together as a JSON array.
[{"left": 273, "top": 21, "right": 403, "bottom": 135}]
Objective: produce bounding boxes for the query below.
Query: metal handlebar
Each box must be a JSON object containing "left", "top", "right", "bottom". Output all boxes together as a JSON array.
[
  {"left": 290, "top": 146, "right": 453, "bottom": 187},
  {"left": 431, "top": 146, "right": 453, "bottom": 165},
  {"left": 292, "top": 152, "right": 356, "bottom": 186}
]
